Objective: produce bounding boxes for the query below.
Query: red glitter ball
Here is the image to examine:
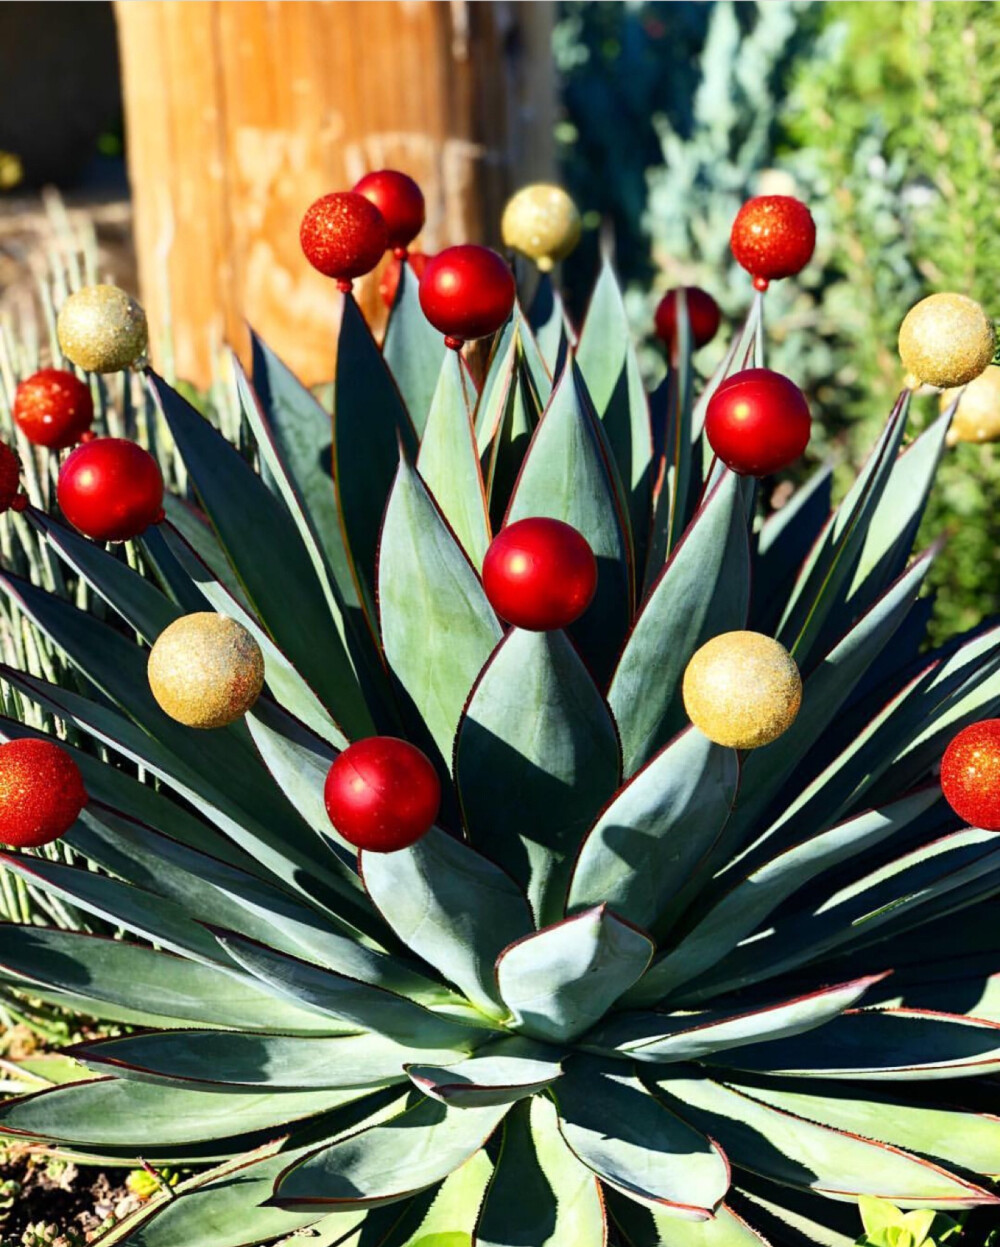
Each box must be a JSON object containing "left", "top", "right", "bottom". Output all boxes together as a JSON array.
[
  {"left": 325, "top": 737, "right": 441, "bottom": 853},
  {"left": 57, "top": 437, "right": 164, "bottom": 542},
  {"left": 0, "top": 738, "right": 87, "bottom": 848},
  {"left": 942, "top": 720, "right": 1000, "bottom": 831},
  {"left": 353, "top": 170, "right": 425, "bottom": 252},
  {"left": 483, "top": 517, "right": 598, "bottom": 632},
  {"left": 654, "top": 287, "right": 722, "bottom": 351},
  {"left": 300, "top": 192, "right": 389, "bottom": 281},
  {"left": 705, "top": 368, "right": 811, "bottom": 477},
  {"left": 379, "top": 251, "right": 431, "bottom": 309},
  {"left": 419, "top": 246, "right": 516, "bottom": 343},
  {"left": 13, "top": 369, "right": 94, "bottom": 450},
  {"left": 0, "top": 442, "right": 21, "bottom": 514},
  {"left": 731, "top": 195, "right": 816, "bottom": 283}
]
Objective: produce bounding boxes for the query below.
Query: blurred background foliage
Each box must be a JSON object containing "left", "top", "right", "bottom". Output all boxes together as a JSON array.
[{"left": 556, "top": 0, "right": 1000, "bottom": 642}]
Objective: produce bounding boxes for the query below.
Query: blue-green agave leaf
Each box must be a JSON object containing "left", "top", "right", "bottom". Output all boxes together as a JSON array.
[
  {"left": 495, "top": 907, "right": 653, "bottom": 1044},
  {"left": 610, "top": 472, "right": 750, "bottom": 776},
  {"left": 609, "top": 1194, "right": 766, "bottom": 1247},
  {"left": 553, "top": 1057, "right": 729, "bottom": 1218},
  {"left": 567, "top": 727, "right": 738, "bottom": 935},
  {"left": 361, "top": 827, "right": 533, "bottom": 1018},
  {"left": 378, "top": 457, "right": 502, "bottom": 766},
  {"left": 455, "top": 628, "right": 621, "bottom": 925},
  {"left": 383, "top": 261, "right": 447, "bottom": 436},
  {"left": 406, "top": 1037, "right": 562, "bottom": 1107}
]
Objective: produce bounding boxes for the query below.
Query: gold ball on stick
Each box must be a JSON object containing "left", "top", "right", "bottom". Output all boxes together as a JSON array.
[
  {"left": 148, "top": 614, "right": 265, "bottom": 730},
  {"left": 941, "top": 366, "right": 1000, "bottom": 446},
  {"left": 57, "top": 284, "right": 148, "bottom": 374},
  {"left": 898, "top": 293, "right": 995, "bottom": 390},
  {"left": 501, "top": 184, "right": 581, "bottom": 272},
  {"left": 683, "top": 631, "right": 802, "bottom": 750}
]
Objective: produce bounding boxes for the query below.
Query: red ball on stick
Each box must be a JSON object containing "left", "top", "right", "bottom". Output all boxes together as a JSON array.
[
  {"left": 353, "top": 170, "right": 425, "bottom": 254},
  {"left": 419, "top": 246, "right": 516, "bottom": 347},
  {"left": 0, "top": 738, "right": 87, "bottom": 848},
  {"left": 705, "top": 368, "right": 811, "bottom": 477},
  {"left": 325, "top": 737, "right": 441, "bottom": 853},
  {"left": 654, "top": 287, "right": 722, "bottom": 352},
  {"left": 730, "top": 195, "right": 816, "bottom": 287},
  {"left": 13, "top": 369, "right": 94, "bottom": 449},
  {"left": 57, "top": 438, "right": 164, "bottom": 542},
  {"left": 300, "top": 192, "right": 389, "bottom": 286},
  {"left": 482, "top": 518, "right": 598, "bottom": 632},
  {"left": 942, "top": 720, "right": 1000, "bottom": 832}
]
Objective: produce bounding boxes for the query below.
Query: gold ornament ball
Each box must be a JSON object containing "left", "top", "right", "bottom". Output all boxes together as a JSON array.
[
  {"left": 501, "top": 184, "right": 581, "bottom": 272},
  {"left": 57, "top": 284, "right": 148, "bottom": 374},
  {"left": 148, "top": 613, "right": 265, "bottom": 730},
  {"left": 682, "top": 631, "right": 802, "bottom": 750},
  {"left": 898, "top": 292, "right": 995, "bottom": 390},
  {"left": 941, "top": 366, "right": 1000, "bottom": 446}
]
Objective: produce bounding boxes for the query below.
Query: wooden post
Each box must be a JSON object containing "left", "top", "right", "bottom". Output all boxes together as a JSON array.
[{"left": 114, "top": 1, "right": 555, "bottom": 388}]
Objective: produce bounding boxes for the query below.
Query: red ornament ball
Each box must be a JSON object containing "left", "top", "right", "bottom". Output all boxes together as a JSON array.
[
  {"left": 300, "top": 192, "right": 389, "bottom": 284},
  {"left": 419, "top": 246, "right": 516, "bottom": 346},
  {"left": 941, "top": 720, "right": 1000, "bottom": 831},
  {"left": 705, "top": 368, "right": 811, "bottom": 477},
  {"left": 483, "top": 517, "right": 598, "bottom": 632},
  {"left": 57, "top": 437, "right": 164, "bottom": 542},
  {"left": 0, "top": 738, "right": 87, "bottom": 848},
  {"left": 654, "top": 287, "right": 722, "bottom": 352},
  {"left": 353, "top": 170, "right": 425, "bottom": 253},
  {"left": 379, "top": 251, "right": 431, "bottom": 309},
  {"left": 13, "top": 368, "right": 94, "bottom": 450},
  {"left": 730, "top": 195, "right": 816, "bottom": 285},
  {"left": 0, "top": 441, "right": 21, "bottom": 514},
  {"left": 325, "top": 737, "right": 441, "bottom": 853}
]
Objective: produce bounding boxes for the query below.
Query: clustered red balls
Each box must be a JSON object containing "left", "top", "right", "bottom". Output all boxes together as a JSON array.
[
  {"left": 483, "top": 518, "right": 598, "bottom": 632},
  {"left": 730, "top": 195, "right": 816, "bottom": 288},
  {"left": 353, "top": 170, "right": 425, "bottom": 254},
  {"left": 0, "top": 442, "right": 21, "bottom": 514},
  {"left": 325, "top": 737, "right": 441, "bottom": 853},
  {"left": 379, "top": 251, "right": 431, "bottom": 309},
  {"left": 0, "top": 738, "right": 88, "bottom": 848},
  {"left": 705, "top": 368, "right": 811, "bottom": 477},
  {"left": 419, "top": 245, "right": 516, "bottom": 346},
  {"left": 941, "top": 720, "right": 1000, "bottom": 832},
  {"left": 654, "top": 287, "right": 722, "bottom": 352},
  {"left": 13, "top": 369, "right": 95, "bottom": 449},
  {"left": 300, "top": 191, "right": 388, "bottom": 285},
  {"left": 57, "top": 437, "right": 164, "bottom": 542}
]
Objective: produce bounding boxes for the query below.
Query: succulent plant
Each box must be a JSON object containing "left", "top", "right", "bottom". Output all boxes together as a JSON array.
[{"left": 0, "top": 216, "right": 997, "bottom": 1247}]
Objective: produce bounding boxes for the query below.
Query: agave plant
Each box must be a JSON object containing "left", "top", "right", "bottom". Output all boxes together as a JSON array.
[{"left": 0, "top": 238, "right": 998, "bottom": 1247}]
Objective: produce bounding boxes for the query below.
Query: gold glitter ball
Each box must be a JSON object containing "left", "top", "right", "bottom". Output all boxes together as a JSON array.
[
  {"left": 898, "top": 292, "right": 995, "bottom": 389},
  {"left": 501, "top": 184, "right": 581, "bottom": 272},
  {"left": 148, "top": 613, "right": 265, "bottom": 730},
  {"left": 941, "top": 366, "right": 1000, "bottom": 446},
  {"left": 56, "top": 284, "right": 148, "bottom": 374},
  {"left": 682, "top": 631, "right": 802, "bottom": 750}
]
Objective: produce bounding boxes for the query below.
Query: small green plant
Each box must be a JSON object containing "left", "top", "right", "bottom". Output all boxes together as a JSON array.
[{"left": 857, "top": 1197, "right": 963, "bottom": 1247}]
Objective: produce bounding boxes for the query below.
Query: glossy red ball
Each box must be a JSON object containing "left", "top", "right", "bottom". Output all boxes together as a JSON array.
[
  {"left": 325, "top": 737, "right": 441, "bottom": 853},
  {"left": 0, "top": 738, "right": 87, "bottom": 848},
  {"left": 0, "top": 442, "right": 21, "bottom": 514},
  {"left": 941, "top": 720, "right": 1000, "bottom": 831},
  {"left": 57, "top": 438, "right": 164, "bottom": 542},
  {"left": 654, "top": 287, "right": 722, "bottom": 351},
  {"left": 353, "top": 170, "right": 425, "bottom": 252},
  {"left": 379, "top": 251, "right": 431, "bottom": 309},
  {"left": 731, "top": 195, "right": 816, "bottom": 283},
  {"left": 419, "top": 246, "right": 516, "bottom": 344},
  {"left": 13, "top": 369, "right": 94, "bottom": 450},
  {"left": 705, "top": 368, "right": 811, "bottom": 477},
  {"left": 300, "top": 192, "right": 389, "bottom": 282},
  {"left": 483, "top": 518, "right": 598, "bottom": 632}
]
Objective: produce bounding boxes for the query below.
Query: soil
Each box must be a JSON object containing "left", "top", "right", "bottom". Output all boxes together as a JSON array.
[{"left": 0, "top": 1140, "right": 141, "bottom": 1243}]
